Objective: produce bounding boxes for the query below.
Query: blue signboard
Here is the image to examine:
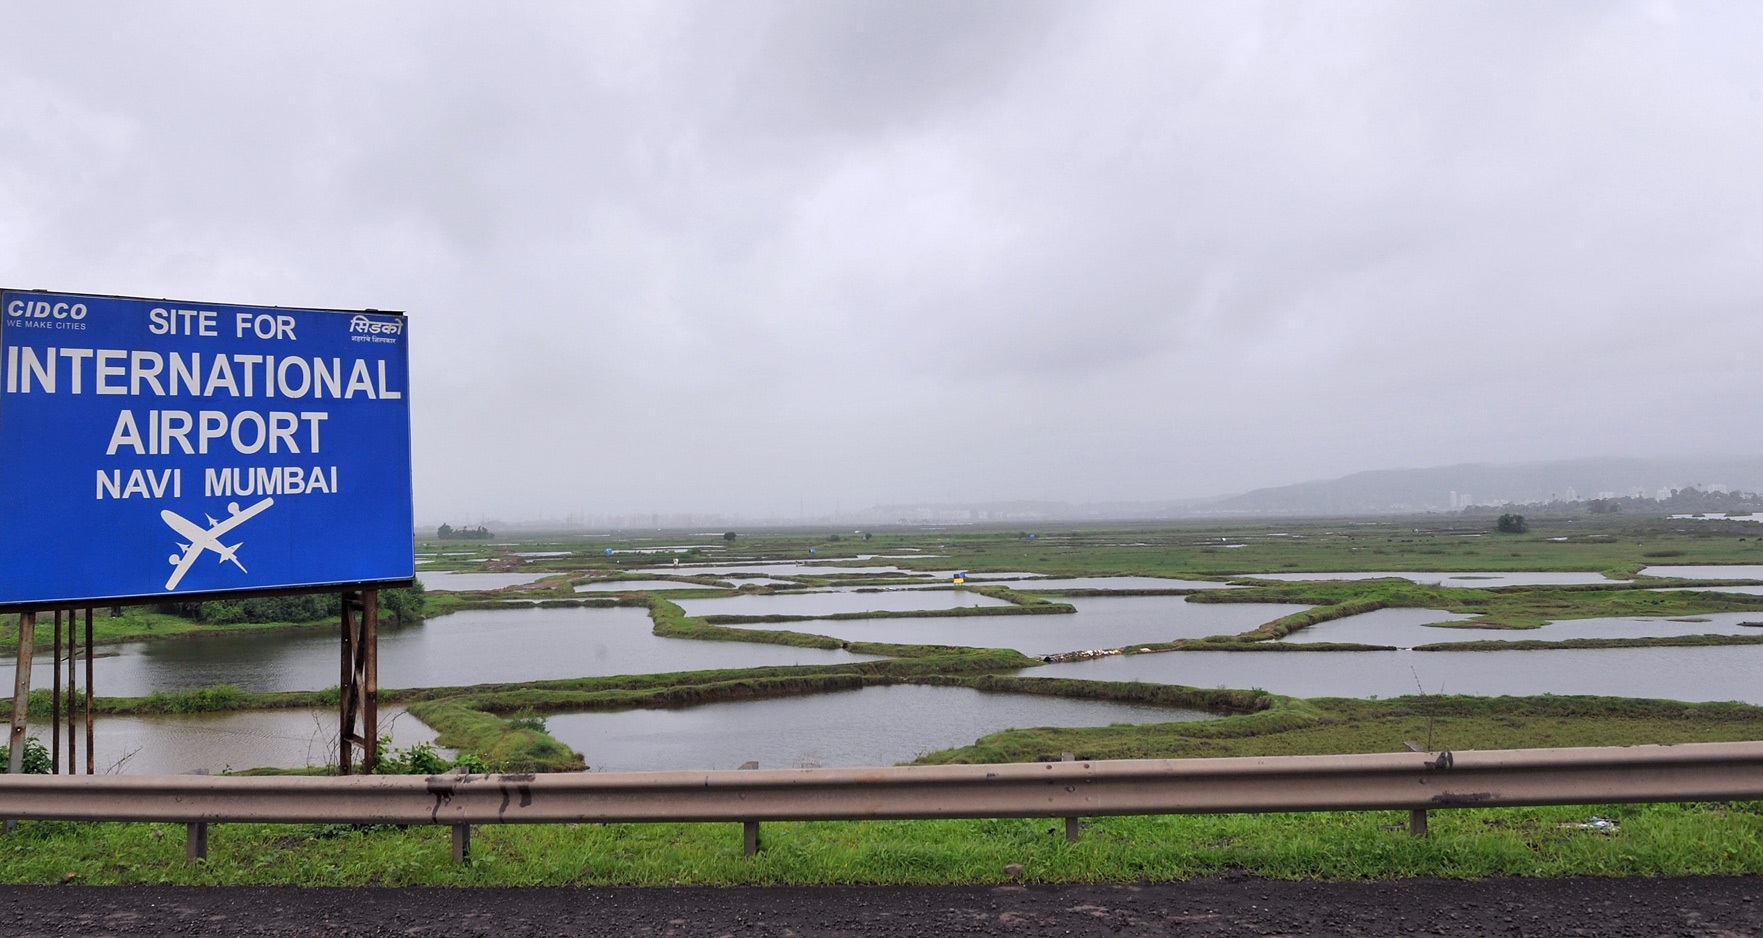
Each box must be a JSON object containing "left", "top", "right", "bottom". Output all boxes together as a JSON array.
[{"left": 0, "top": 290, "right": 414, "bottom": 607}]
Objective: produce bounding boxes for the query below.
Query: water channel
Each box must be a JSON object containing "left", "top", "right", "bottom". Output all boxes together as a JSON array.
[
  {"left": 1276, "top": 608, "right": 1763, "bottom": 647},
  {"left": 673, "top": 589, "right": 1016, "bottom": 618},
  {"left": 711, "top": 596, "right": 1312, "bottom": 657},
  {"left": 574, "top": 579, "right": 731, "bottom": 592},
  {"left": 1031, "top": 644, "right": 1763, "bottom": 704},
  {"left": 418, "top": 571, "right": 553, "bottom": 591},
  {"left": 1012, "top": 577, "right": 1236, "bottom": 590},
  {"left": 545, "top": 684, "right": 1214, "bottom": 772},
  {"left": 1242, "top": 571, "right": 1628, "bottom": 588},
  {"left": 22, "top": 706, "right": 440, "bottom": 775},
  {"left": 0, "top": 607, "right": 879, "bottom": 698}
]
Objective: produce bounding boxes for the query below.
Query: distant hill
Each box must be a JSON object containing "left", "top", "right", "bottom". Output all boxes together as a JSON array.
[{"left": 1192, "top": 457, "right": 1763, "bottom": 516}]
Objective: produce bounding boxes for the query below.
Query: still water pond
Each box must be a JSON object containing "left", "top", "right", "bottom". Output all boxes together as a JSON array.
[
  {"left": 0, "top": 608, "right": 879, "bottom": 696},
  {"left": 1033, "top": 645, "right": 1763, "bottom": 704},
  {"left": 546, "top": 684, "right": 1214, "bottom": 772},
  {"left": 418, "top": 571, "right": 553, "bottom": 591},
  {"left": 1013, "top": 577, "right": 1236, "bottom": 590},
  {"left": 24, "top": 706, "right": 439, "bottom": 775},
  {"left": 1642, "top": 565, "right": 1763, "bottom": 580},
  {"left": 1277, "top": 608, "right": 1763, "bottom": 647},
  {"left": 718, "top": 597, "right": 1311, "bottom": 657},
  {"left": 574, "top": 579, "right": 730, "bottom": 592},
  {"left": 674, "top": 589, "right": 1015, "bottom": 618},
  {"left": 1243, "top": 572, "right": 1625, "bottom": 588}
]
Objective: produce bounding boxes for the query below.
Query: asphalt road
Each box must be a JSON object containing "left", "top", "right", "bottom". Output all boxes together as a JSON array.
[{"left": 0, "top": 877, "right": 1758, "bottom": 936}]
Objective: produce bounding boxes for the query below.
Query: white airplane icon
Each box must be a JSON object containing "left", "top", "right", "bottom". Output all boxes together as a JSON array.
[{"left": 161, "top": 497, "right": 275, "bottom": 590}]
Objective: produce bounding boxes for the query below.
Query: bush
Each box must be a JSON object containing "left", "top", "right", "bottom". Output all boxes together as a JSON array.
[
  {"left": 0, "top": 736, "right": 51, "bottom": 774},
  {"left": 373, "top": 740, "right": 452, "bottom": 775},
  {"left": 1496, "top": 513, "right": 1529, "bottom": 534}
]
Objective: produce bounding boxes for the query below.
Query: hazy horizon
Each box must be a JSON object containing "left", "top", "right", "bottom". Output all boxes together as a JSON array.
[{"left": 5, "top": 3, "right": 1760, "bottom": 521}]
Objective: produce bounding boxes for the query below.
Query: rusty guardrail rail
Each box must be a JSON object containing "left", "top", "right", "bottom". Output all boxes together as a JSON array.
[{"left": 5, "top": 741, "right": 1763, "bottom": 861}]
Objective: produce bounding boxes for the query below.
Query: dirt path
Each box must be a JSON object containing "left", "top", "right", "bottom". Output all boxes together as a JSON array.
[{"left": 0, "top": 877, "right": 1758, "bottom": 936}]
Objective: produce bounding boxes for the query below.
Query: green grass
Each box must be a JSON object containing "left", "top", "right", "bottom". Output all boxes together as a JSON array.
[
  {"left": 10, "top": 520, "right": 1763, "bottom": 883},
  {"left": 4, "top": 801, "right": 1760, "bottom": 885},
  {"left": 916, "top": 693, "right": 1763, "bottom": 764},
  {"left": 0, "top": 611, "right": 342, "bottom": 653}
]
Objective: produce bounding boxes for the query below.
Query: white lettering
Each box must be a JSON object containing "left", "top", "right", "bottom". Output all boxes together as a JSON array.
[
  {"left": 198, "top": 410, "right": 228, "bottom": 454},
  {"left": 377, "top": 359, "right": 401, "bottom": 399},
  {"left": 106, "top": 410, "right": 145, "bottom": 455},
  {"left": 344, "top": 359, "right": 375, "bottom": 399},
  {"left": 130, "top": 350, "right": 166, "bottom": 395},
  {"left": 162, "top": 410, "right": 195, "bottom": 455},
  {"left": 312, "top": 358, "right": 341, "bottom": 398},
  {"left": 230, "top": 411, "right": 266, "bottom": 454},
  {"left": 277, "top": 356, "right": 310, "bottom": 398},
  {"left": 168, "top": 352, "right": 201, "bottom": 395},
  {"left": 301, "top": 412, "right": 327, "bottom": 452},
  {"left": 204, "top": 355, "right": 239, "bottom": 396},
  {"left": 19, "top": 346, "right": 54, "bottom": 393},
  {"left": 58, "top": 348, "right": 92, "bottom": 393},
  {"left": 232, "top": 354, "right": 262, "bottom": 396},
  {"left": 96, "top": 350, "right": 126, "bottom": 395},
  {"left": 269, "top": 411, "right": 299, "bottom": 453}
]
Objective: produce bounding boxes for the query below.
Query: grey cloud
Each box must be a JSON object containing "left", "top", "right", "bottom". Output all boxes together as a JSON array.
[{"left": 2, "top": 2, "right": 1761, "bottom": 521}]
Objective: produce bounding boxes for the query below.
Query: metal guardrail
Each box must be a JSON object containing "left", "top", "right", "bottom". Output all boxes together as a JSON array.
[{"left": 4, "top": 741, "right": 1762, "bottom": 862}]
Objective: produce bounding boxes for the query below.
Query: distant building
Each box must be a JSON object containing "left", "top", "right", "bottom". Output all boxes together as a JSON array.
[
  {"left": 1657, "top": 487, "right": 1673, "bottom": 501},
  {"left": 1565, "top": 487, "right": 1578, "bottom": 502}
]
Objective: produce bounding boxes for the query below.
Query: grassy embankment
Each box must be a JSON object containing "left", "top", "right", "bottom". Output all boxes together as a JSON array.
[
  {"left": 4, "top": 799, "right": 1762, "bottom": 885},
  {"left": 861, "top": 516, "right": 1763, "bottom": 580},
  {"left": 0, "top": 611, "right": 347, "bottom": 654},
  {"left": 1092, "top": 579, "right": 1763, "bottom": 654},
  {"left": 7, "top": 684, "right": 1763, "bottom": 886}
]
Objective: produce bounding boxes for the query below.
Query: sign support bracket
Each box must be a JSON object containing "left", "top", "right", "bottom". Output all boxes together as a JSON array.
[{"left": 338, "top": 590, "right": 379, "bottom": 775}]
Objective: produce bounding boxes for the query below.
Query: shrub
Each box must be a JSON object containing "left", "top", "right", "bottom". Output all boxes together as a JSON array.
[{"left": 0, "top": 736, "right": 51, "bottom": 774}]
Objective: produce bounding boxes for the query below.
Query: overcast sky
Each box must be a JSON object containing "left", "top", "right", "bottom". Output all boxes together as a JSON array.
[{"left": 2, "top": 2, "right": 1760, "bottom": 522}]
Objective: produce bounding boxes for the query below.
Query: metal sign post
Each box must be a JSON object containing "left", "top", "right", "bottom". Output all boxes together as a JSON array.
[{"left": 338, "top": 590, "right": 379, "bottom": 774}]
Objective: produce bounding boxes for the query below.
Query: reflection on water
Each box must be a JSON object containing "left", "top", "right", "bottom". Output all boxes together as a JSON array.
[
  {"left": 0, "top": 607, "right": 881, "bottom": 696},
  {"left": 1243, "top": 571, "right": 1626, "bottom": 588},
  {"left": 675, "top": 589, "right": 1014, "bottom": 618},
  {"left": 1642, "top": 565, "right": 1763, "bottom": 580},
  {"left": 1283, "top": 608, "right": 1763, "bottom": 647},
  {"left": 1278, "top": 608, "right": 1476, "bottom": 645},
  {"left": 640, "top": 563, "right": 920, "bottom": 577},
  {"left": 718, "top": 596, "right": 1311, "bottom": 657},
  {"left": 1014, "top": 577, "right": 1236, "bottom": 590},
  {"left": 418, "top": 571, "right": 553, "bottom": 591},
  {"left": 547, "top": 684, "right": 1214, "bottom": 772},
  {"left": 1032, "top": 645, "right": 1763, "bottom": 703},
  {"left": 23, "top": 706, "right": 438, "bottom": 775},
  {"left": 574, "top": 579, "right": 730, "bottom": 592}
]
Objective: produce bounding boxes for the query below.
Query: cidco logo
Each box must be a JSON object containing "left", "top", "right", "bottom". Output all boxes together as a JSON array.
[{"left": 6, "top": 299, "right": 88, "bottom": 320}]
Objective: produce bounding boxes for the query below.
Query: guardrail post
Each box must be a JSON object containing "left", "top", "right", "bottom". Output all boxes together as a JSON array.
[
  {"left": 185, "top": 822, "right": 208, "bottom": 862},
  {"left": 452, "top": 824, "right": 471, "bottom": 863},
  {"left": 740, "top": 760, "right": 760, "bottom": 856},
  {"left": 1402, "top": 742, "right": 1430, "bottom": 837},
  {"left": 1062, "top": 752, "right": 1082, "bottom": 843}
]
